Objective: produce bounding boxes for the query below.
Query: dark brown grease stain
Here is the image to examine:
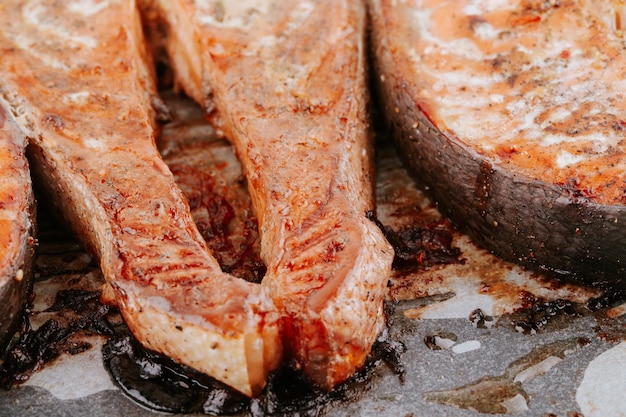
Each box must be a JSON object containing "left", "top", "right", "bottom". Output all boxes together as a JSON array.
[
  {"left": 368, "top": 212, "right": 463, "bottom": 273},
  {"left": 423, "top": 337, "right": 589, "bottom": 414},
  {"left": 586, "top": 284, "right": 626, "bottom": 312}
]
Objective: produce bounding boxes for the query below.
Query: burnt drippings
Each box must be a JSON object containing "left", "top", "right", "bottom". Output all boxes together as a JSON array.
[
  {"left": 102, "top": 327, "right": 248, "bottom": 415},
  {"left": 45, "top": 290, "right": 113, "bottom": 335},
  {"left": 0, "top": 290, "right": 112, "bottom": 389},
  {"left": 586, "top": 283, "right": 626, "bottom": 312},
  {"left": 586, "top": 283, "right": 626, "bottom": 342},
  {"left": 367, "top": 212, "right": 462, "bottom": 272},
  {"left": 170, "top": 164, "right": 266, "bottom": 283},
  {"left": 3, "top": 285, "right": 405, "bottom": 416},
  {"left": 102, "top": 316, "right": 404, "bottom": 416},
  {"left": 424, "top": 332, "right": 458, "bottom": 351},
  {"left": 371, "top": 326, "right": 406, "bottom": 381},
  {"left": 508, "top": 296, "right": 578, "bottom": 334},
  {"left": 469, "top": 308, "right": 495, "bottom": 329}
]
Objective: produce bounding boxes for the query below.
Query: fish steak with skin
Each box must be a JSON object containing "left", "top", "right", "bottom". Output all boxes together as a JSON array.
[
  {"left": 0, "top": 0, "right": 282, "bottom": 397},
  {"left": 0, "top": 108, "right": 36, "bottom": 350},
  {"left": 148, "top": 0, "right": 394, "bottom": 390},
  {"left": 369, "top": 0, "right": 626, "bottom": 285}
]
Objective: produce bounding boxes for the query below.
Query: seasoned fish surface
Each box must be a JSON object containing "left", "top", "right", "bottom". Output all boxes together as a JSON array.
[
  {"left": 0, "top": 0, "right": 281, "bottom": 397},
  {"left": 369, "top": 0, "right": 626, "bottom": 284},
  {"left": 152, "top": 0, "right": 394, "bottom": 389}
]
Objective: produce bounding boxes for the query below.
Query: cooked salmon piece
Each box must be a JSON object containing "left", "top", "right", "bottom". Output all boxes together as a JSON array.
[
  {"left": 0, "top": 0, "right": 282, "bottom": 396},
  {"left": 369, "top": 0, "right": 626, "bottom": 285},
  {"left": 149, "top": 0, "right": 394, "bottom": 389},
  {"left": 0, "top": 109, "right": 36, "bottom": 349}
]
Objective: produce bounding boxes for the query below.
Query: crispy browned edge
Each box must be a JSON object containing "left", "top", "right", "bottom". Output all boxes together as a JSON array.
[{"left": 368, "top": 4, "right": 626, "bottom": 286}]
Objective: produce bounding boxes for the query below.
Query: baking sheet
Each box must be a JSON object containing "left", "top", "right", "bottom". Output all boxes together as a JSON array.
[{"left": 1, "top": 93, "right": 624, "bottom": 417}]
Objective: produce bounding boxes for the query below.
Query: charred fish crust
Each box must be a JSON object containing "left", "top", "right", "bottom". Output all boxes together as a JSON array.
[{"left": 369, "top": 0, "right": 626, "bottom": 285}]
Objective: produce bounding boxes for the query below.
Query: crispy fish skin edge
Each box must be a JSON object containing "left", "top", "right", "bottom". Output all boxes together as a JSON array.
[
  {"left": 1, "top": 0, "right": 281, "bottom": 397},
  {"left": 148, "top": 0, "right": 394, "bottom": 390},
  {"left": 0, "top": 111, "right": 36, "bottom": 350},
  {"left": 368, "top": 0, "right": 626, "bottom": 286}
]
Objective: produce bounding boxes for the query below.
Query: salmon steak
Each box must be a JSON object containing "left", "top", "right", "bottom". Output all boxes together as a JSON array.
[
  {"left": 0, "top": 0, "right": 283, "bottom": 397},
  {"left": 0, "top": 109, "right": 36, "bottom": 349},
  {"left": 148, "top": 0, "right": 394, "bottom": 390},
  {"left": 369, "top": 0, "right": 626, "bottom": 285}
]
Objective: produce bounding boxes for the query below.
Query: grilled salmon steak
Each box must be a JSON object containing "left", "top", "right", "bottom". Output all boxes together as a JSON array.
[
  {"left": 149, "top": 0, "right": 394, "bottom": 389},
  {"left": 0, "top": 0, "right": 282, "bottom": 396},
  {"left": 0, "top": 109, "right": 35, "bottom": 349},
  {"left": 369, "top": 0, "right": 626, "bottom": 285}
]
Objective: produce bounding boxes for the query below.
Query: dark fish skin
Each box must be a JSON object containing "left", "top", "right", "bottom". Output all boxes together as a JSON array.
[{"left": 369, "top": 0, "right": 626, "bottom": 286}]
